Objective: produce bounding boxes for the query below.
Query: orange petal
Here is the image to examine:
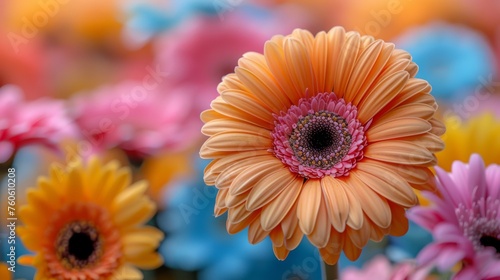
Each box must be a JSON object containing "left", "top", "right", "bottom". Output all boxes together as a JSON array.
[
  {"left": 210, "top": 96, "right": 273, "bottom": 129},
  {"left": 264, "top": 40, "right": 302, "bottom": 104},
  {"left": 321, "top": 176, "right": 349, "bottom": 232},
  {"left": 364, "top": 140, "right": 436, "bottom": 166},
  {"left": 297, "top": 179, "right": 322, "bottom": 235},
  {"left": 345, "top": 40, "right": 392, "bottom": 105},
  {"left": 202, "top": 116, "right": 271, "bottom": 137},
  {"left": 367, "top": 117, "right": 431, "bottom": 142},
  {"left": 388, "top": 202, "right": 409, "bottom": 236},
  {"left": 284, "top": 37, "right": 317, "bottom": 98},
  {"left": 357, "top": 71, "right": 409, "bottom": 123},
  {"left": 235, "top": 66, "right": 289, "bottom": 113},
  {"left": 245, "top": 167, "right": 296, "bottom": 211},
  {"left": 260, "top": 176, "right": 302, "bottom": 231},
  {"left": 269, "top": 226, "right": 285, "bottom": 247},
  {"left": 352, "top": 165, "right": 418, "bottom": 207},
  {"left": 273, "top": 245, "right": 290, "bottom": 260},
  {"left": 248, "top": 217, "right": 270, "bottom": 244},
  {"left": 307, "top": 195, "right": 330, "bottom": 248},
  {"left": 346, "top": 215, "right": 370, "bottom": 248},
  {"left": 346, "top": 173, "right": 392, "bottom": 229},
  {"left": 202, "top": 132, "right": 271, "bottom": 153},
  {"left": 284, "top": 225, "right": 304, "bottom": 250},
  {"left": 230, "top": 160, "right": 283, "bottom": 196},
  {"left": 334, "top": 31, "right": 361, "bottom": 97}
]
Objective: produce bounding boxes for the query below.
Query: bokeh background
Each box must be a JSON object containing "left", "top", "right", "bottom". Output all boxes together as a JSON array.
[{"left": 1, "top": 0, "right": 499, "bottom": 279}]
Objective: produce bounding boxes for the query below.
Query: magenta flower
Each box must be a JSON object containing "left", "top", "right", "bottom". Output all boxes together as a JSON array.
[
  {"left": 408, "top": 154, "right": 500, "bottom": 279},
  {"left": 70, "top": 81, "right": 199, "bottom": 158},
  {"left": 341, "top": 255, "right": 431, "bottom": 280},
  {"left": 0, "top": 85, "right": 76, "bottom": 163}
]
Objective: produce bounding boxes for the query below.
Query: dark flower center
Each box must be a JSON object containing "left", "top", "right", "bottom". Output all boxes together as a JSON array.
[
  {"left": 289, "top": 111, "right": 351, "bottom": 169},
  {"left": 56, "top": 221, "right": 102, "bottom": 268},
  {"left": 480, "top": 235, "right": 500, "bottom": 254},
  {"left": 307, "top": 125, "right": 337, "bottom": 151},
  {"left": 68, "top": 232, "right": 95, "bottom": 260}
]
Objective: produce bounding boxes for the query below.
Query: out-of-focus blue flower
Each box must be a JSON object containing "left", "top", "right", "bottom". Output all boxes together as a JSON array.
[
  {"left": 157, "top": 157, "right": 324, "bottom": 280},
  {"left": 123, "top": 0, "right": 265, "bottom": 47},
  {"left": 395, "top": 22, "right": 496, "bottom": 102}
]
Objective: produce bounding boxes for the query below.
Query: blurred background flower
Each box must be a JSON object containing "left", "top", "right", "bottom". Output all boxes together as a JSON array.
[
  {"left": 0, "top": 0, "right": 499, "bottom": 278},
  {"left": 0, "top": 85, "right": 76, "bottom": 163},
  {"left": 436, "top": 113, "right": 500, "bottom": 171},
  {"left": 395, "top": 22, "right": 496, "bottom": 102},
  {"left": 69, "top": 81, "right": 200, "bottom": 159}
]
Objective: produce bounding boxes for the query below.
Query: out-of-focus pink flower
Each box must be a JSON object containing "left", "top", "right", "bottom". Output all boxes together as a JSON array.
[
  {"left": 342, "top": 255, "right": 431, "bottom": 280},
  {"left": 0, "top": 85, "right": 76, "bottom": 163},
  {"left": 70, "top": 81, "right": 199, "bottom": 158},
  {"left": 155, "top": 12, "right": 294, "bottom": 114},
  {"left": 408, "top": 154, "right": 500, "bottom": 279}
]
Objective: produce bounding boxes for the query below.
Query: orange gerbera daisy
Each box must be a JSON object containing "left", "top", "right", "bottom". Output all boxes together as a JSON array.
[
  {"left": 200, "top": 27, "right": 445, "bottom": 264},
  {"left": 18, "top": 157, "right": 163, "bottom": 280}
]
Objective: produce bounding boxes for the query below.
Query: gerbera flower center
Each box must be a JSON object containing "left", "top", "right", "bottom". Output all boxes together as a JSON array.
[
  {"left": 289, "top": 111, "right": 351, "bottom": 170},
  {"left": 456, "top": 197, "right": 500, "bottom": 256},
  {"left": 56, "top": 221, "right": 103, "bottom": 269},
  {"left": 271, "top": 93, "right": 367, "bottom": 179}
]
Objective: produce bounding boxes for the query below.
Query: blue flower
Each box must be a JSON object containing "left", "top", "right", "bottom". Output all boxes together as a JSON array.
[
  {"left": 157, "top": 157, "right": 324, "bottom": 280},
  {"left": 395, "top": 22, "right": 496, "bottom": 102}
]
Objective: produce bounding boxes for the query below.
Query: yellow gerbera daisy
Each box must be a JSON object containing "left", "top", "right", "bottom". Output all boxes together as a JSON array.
[
  {"left": 18, "top": 157, "right": 163, "bottom": 280},
  {"left": 200, "top": 27, "right": 444, "bottom": 264},
  {"left": 437, "top": 113, "right": 500, "bottom": 171}
]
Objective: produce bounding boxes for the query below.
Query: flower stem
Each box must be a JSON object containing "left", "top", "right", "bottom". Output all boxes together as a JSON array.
[{"left": 323, "top": 261, "right": 338, "bottom": 280}]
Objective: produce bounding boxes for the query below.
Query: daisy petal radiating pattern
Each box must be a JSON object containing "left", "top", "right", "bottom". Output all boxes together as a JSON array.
[
  {"left": 200, "top": 27, "right": 444, "bottom": 264},
  {"left": 408, "top": 154, "right": 500, "bottom": 279},
  {"left": 18, "top": 157, "right": 163, "bottom": 280}
]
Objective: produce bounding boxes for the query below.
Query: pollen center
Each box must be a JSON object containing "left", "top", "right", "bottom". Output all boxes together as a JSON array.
[
  {"left": 289, "top": 111, "right": 351, "bottom": 170},
  {"left": 271, "top": 92, "right": 367, "bottom": 179},
  {"left": 56, "top": 221, "right": 103, "bottom": 269},
  {"left": 456, "top": 197, "right": 500, "bottom": 255}
]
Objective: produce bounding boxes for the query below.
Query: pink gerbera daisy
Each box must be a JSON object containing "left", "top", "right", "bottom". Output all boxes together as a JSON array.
[
  {"left": 155, "top": 12, "right": 293, "bottom": 114},
  {"left": 408, "top": 154, "right": 500, "bottom": 279},
  {"left": 70, "top": 81, "right": 199, "bottom": 158},
  {"left": 0, "top": 85, "right": 76, "bottom": 163}
]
